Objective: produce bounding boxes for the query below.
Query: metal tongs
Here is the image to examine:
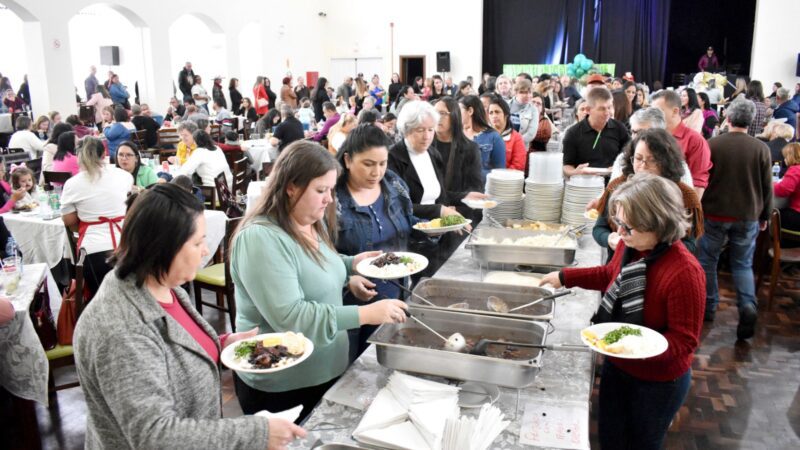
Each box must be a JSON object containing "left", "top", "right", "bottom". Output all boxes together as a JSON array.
[{"left": 553, "top": 223, "right": 588, "bottom": 246}]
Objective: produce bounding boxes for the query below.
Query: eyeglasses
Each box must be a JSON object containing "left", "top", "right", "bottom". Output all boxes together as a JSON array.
[
  {"left": 611, "top": 216, "right": 634, "bottom": 235},
  {"left": 117, "top": 153, "right": 135, "bottom": 159},
  {"left": 412, "top": 127, "right": 433, "bottom": 135},
  {"left": 630, "top": 155, "right": 657, "bottom": 168}
]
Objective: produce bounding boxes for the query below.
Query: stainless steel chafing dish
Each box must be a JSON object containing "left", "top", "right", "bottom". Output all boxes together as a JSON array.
[
  {"left": 410, "top": 278, "right": 556, "bottom": 321},
  {"left": 503, "top": 219, "right": 569, "bottom": 232},
  {"left": 465, "top": 227, "right": 578, "bottom": 267},
  {"left": 368, "top": 306, "right": 547, "bottom": 388}
]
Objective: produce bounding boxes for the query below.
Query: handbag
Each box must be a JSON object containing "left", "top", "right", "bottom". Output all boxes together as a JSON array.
[
  {"left": 29, "top": 290, "right": 57, "bottom": 350},
  {"left": 56, "top": 280, "right": 89, "bottom": 346},
  {"left": 256, "top": 97, "right": 268, "bottom": 108}
]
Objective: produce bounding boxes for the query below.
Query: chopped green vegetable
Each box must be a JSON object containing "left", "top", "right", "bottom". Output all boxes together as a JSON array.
[
  {"left": 603, "top": 326, "right": 642, "bottom": 345},
  {"left": 234, "top": 340, "right": 257, "bottom": 359},
  {"left": 399, "top": 256, "right": 414, "bottom": 264},
  {"left": 440, "top": 215, "right": 466, "bottom": 227}
]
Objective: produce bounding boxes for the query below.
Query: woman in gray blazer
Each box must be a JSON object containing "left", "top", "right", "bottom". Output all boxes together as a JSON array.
[{"left": 74, "top": 184, "right": 306, "bottom": 449}]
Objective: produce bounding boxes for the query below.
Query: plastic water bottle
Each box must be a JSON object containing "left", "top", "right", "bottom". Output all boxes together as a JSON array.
[
  {"left": 5, "top": 237, "right": 14, "bottom": 258},
  {"left": 38, "top": 191, "right": 51, "bottom": 218},
  {"left": 773, "top": 162, "right": 781, "bottom": 182}
]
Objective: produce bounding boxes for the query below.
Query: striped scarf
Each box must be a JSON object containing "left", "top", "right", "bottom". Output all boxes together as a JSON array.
[{"left": 593, "top": 242, "right": 671, "bottom": 325}]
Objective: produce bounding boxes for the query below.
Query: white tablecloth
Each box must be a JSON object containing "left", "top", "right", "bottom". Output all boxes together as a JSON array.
[
  {"left": 241, "top": 139, "right": 277, "bottom": 169},
  {"left": 2, "top": 209, "right": 227, "bottom": 269},
  {"left": 0, "top": 114, "right": 13, "bottom": 133},
  {"left": 246, "top": 181, "right": 268, "bottom": 211},
  {"left": 2, "top": 211, "right": 69, "bottom": 268},
  {"left": 0, "top": 263, "right": 61, "bottom": 406}
]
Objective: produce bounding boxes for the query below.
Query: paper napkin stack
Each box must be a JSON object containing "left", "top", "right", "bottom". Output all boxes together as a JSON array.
[{"left": 442, "top": 404, "right": 510, "bottom": 450}]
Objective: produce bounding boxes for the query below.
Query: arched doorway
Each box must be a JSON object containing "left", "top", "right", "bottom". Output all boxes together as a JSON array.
[
  {"left": 68, "top": 4, "right": 148, "bottom": 103},
  {"left": 169, "top": 13, "right": 227, "bottom": 95}
]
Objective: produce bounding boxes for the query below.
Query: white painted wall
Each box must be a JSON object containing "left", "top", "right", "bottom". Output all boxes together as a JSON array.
[
  {"left": 2, "top": 0, "right": 483, "bottom": 117},
  {"left": 750, "top": 0, "right": 800, "bottom": 86}
]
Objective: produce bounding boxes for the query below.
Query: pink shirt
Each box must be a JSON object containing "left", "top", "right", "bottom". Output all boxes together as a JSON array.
[
  {"left": 774, "top": 165, "right": 800, "bottom": 213},
  {"left": 159, "top": 291, "right": 219, "bottom": 363},
  {"left": 52, "top": 153, "right": 80, "bottom": 176},
  {"left": 0, "top": 180, "right": 16, "bottom": 214}
]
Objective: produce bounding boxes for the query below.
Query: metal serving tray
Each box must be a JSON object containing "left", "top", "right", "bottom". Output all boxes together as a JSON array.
[
  {"left": 368, "top": 306, "right": 547, "bottom": 388},
  {"left": 410, "top": 278, "right": 555, "bottom": 321},
  {"left": 465, "top": 228, "right": 577, "bottom": 267},
  {"left": 503, "top": 219, "right": 569, "bottom": 232}
]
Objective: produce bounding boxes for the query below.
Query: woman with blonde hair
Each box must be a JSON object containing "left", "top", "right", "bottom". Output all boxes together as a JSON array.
[
  {"left": 32, "top": 115, "right": 50, "bottom": 140},
  {"left": 327, "top": 112, "right": 357, "bottom": 154},
  {"left": 353, "top": 77, "right": 368, "bottom": 115},
  {"left": 61, "top": 137, "right": 133, "bottom": 294}
]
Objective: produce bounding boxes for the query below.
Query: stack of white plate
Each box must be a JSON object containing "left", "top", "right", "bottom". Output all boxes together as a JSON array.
[
  {"left": 484, "top": 169, "right": 524, "bottom": 221},
  {"left": 561, "top": 175, "right": 605, "bottom": 226},
  {"left": 523, "top": 180, "right": 563, "bottom": 221}
]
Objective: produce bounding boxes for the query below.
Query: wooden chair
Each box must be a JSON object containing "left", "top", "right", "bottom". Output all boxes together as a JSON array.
[
  {"left": 210, "top": 123, "right": 222, "bottom": 142},
  {"left": 25, "top": 157, "right": 42, "bottom": 181},
  {"left": 756, "top": 209, "right": 800, "bottom": 310},
  {"left": 224, "top": 150, "right": 244, "bottom": 171},
  {"left": 193, "top": 217, "right": 242, "bottom": 332},
  {"left": 157, "top": 127, "right": 180, "bottom": 149},
  {"left": 215, "top": 171, "right": 242, "bottom": 218},
  {"left": 43, "top": 170, "right": 72, "bottom": 188},
  {"left": 232, "top": 157, "right": 250, "bottom": 196},
  {"left": 131, "top": 129, "right": 148, "bottom": 150},
  {"left": 260, "top": 161, "right": 275, "bottom": 180},
  {"left": 242, "top": 120, "right": 254, "bottom": 140},
  {"left": 197, "top": 185, "right": 218, "bottom": 210},
  {"left": 7, "top": 147, "right": 26, "bottom": 154},
  {"left": 45, "top": 247, "right": 87, "bottom": 397},
  {"left": 221, "top": 117, "right": 238, "bottom": 134}
]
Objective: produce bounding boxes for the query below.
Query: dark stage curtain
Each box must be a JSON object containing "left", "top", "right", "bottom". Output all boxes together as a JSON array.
[{"left": 482, "top": 0, "right": 672, "bottom": 86}]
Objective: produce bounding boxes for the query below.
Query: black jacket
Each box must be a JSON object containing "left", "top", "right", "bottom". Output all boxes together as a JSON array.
[
  {"left": 388, "top": 140, "right": 447, "bottom": 220},
  {"left": 229, "top": 88, "right": 243, "bottom": 115},
  {"left": 131, "top": 115, "right": 159, "bottom": 148},
  {"left": 178, "top": 68, "right": 195, "bottom": 98},
  {"left": 432, "top": 138, "right": 482, "bottom": 216}
]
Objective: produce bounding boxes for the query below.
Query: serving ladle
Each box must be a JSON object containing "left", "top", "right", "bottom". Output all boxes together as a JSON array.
[
  {"left": 402, "top": 309, "right": 466, "bottom": 352},
  {"left": 469, "top": 339, "right": 589, "bottom": 356},
  {"left": 486, "top": 290, "right": 572, "bottom": 314}
]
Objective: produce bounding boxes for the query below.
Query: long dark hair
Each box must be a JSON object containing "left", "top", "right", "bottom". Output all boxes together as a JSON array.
[
  {"left": 697, "top": 92, "right": 712, "bottom": 111},
  {"left": 393, "top": 85, "right": 411, "bottom": 109},
  {"left": 487, "top": 94, "right": 512, "bottom": 132},
  {"left": 115, "top": 141, "right": 142, "bottom": 181},
  {"left": 312, "top": 77, "right": 328, "bottom": 98},
  {"left": 621, "top": 128, "right": 685, "bottom": 182},
  {"left": 746, "top": 80, "right": 765, "bottom": 102},
  {"left": 192, "top": 130, "right": 217, "bottom": 151},
  {"left": 682, "top": 88, "right": 700, "bottom": 113},
  {"left": 54, "top": 131, "right": 77, "bottom": 162},
  {"left": 458, "top": 95, "right": 492, "bottom": 132},
  {"left": 336, "top": 124, "right": 391, "bottom": 187},
  {"left": 236, "top": 141, "right": 341, "bottom": 265},
  {"left": 111, "top": 183, "right": 204, "bottom": 287},
  {"left": 434, "top": 96, "right": 475, "bottom": 191},
  {"left": 47, "top": 122, "right": 74, "bottom": 146}
]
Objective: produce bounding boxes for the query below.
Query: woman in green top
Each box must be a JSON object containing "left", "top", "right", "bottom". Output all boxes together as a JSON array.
[
  {"left": 116, "top": 141, "right": 157, "bottom": 191},
  {"left": 230, "top": 140, "right": 408, "bottom": 423}
]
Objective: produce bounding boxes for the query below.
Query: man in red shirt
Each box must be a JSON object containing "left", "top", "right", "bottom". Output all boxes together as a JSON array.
[{"left": 652, "top": 90, "right": 712, "bottom": 199}]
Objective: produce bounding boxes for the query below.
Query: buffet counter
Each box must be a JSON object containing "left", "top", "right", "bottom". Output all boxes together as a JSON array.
[{"left": 289, "top": 231, "right": 604, "bottom": 449}]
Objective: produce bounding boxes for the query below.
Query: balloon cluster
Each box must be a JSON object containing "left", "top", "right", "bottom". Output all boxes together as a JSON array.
[{"left": 566, "top": 54, "right": 594, "bottom": 78}]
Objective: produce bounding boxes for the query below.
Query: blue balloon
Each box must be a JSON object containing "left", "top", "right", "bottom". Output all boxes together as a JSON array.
[
  {"left": 574, "top": 54, "right": 586, "bottom": 63},
  {"left": 576, "top": 68, "right": 586, "bottom": 77},
  {"left": 581, "top": 59, "right": 592, "bottom": 70}
]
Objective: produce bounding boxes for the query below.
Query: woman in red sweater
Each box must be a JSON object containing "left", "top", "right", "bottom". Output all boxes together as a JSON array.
[
  {"left": 252, "top": 76, "right": 269, "bottom": 117},
  {"left": 773, "top": 142, "right": 800, "bottom": 246},
  {"left": 541, "top": 173, "right": 705, "bottom": 450},
  {"left": 486, "top": 94, "right": 526, "bottom": 171}
]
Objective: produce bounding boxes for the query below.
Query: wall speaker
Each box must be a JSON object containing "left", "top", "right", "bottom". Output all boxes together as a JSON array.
[
  {"left": 436, "top": 51, "right": 450, "bottom": 73},
  {"left": 796, "top": 53, "right": 800, "bottom": 77},
  {"left": 100, "top": 46, "right": 120, "bottom": 66}
]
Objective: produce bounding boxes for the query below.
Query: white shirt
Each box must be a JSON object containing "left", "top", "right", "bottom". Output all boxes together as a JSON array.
[
  {"left": 60, "top": 166, "right": 133, "bottom": 255},
  {"left": 330, "top": 131, "right": 347, "bottom": 152},
  {"left": 405, "top": 139, "right": 441, "bottom": 205},
  {"left": 177, "top": 146, "right": 232, "bottom": 188},
  {"left": 8, "top": 130, "right": 46, "bottom": 159},
  {"left": 191, "top": 84, "right": 208, "bottom": 106}
]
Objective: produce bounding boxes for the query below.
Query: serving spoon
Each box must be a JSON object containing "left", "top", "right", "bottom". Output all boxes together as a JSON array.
[
  {"left": 486, "top": 290, "right": 572, "bottom": 314},
  {"left": 469, "top": 339, "right": 589, "bottom": 356},
  {"left": 402, "top": 309, "right": 466, "bottom": 352}
]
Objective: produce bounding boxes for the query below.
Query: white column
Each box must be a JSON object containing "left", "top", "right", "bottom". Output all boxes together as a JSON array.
[
  {"left": 24, "top": 19, "right": 77, "bottom": 117},
  {"left": 225, "top": 29, "right": 241, "bottom": 79},
  {"left": 141, "top": 24, "right": 176, "bottom": 109}
]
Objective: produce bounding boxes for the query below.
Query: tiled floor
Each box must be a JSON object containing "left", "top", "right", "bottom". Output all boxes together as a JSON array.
[{"left": 9, "top": 272, "right": 800, "bottom": 450}]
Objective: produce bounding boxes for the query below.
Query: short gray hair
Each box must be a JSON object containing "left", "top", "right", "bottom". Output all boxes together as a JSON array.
[
  {"left": 131, "top": 104, "right": 142, "bottom": 116},
  {"left": 651, "top": 89, "right": 680, "bottom": 109},
  {"left": 363, "top": 96, "right": 375, "bottom": 108},
  {"left": 609, "top": 173, "right": 689, "bottom": 244},
  {"left": 177, "top": 121, "right": 198, "bottom": 134},
  {"left": 776, "top": 87, "right": 791, "bottom": 101},
  {"left": 279, "top": 104, "right": 292, "bottom": 117},
  {"left": 397, "top": 100, "right": 440, "bottom": 137},
  {"left": 726, "top": 98, "right": 755, "bottom": 128},
  {"left": 629, "top": 107, "right": 666, "bottom": 130}
]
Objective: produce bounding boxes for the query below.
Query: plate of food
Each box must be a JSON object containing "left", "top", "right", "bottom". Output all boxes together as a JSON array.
[
  {"left": 580, "top": 323, "right": 668, "bottom": 359},
  {"left": 412, "top": 216, "right": 472, "bottom": 234},
  {"left": 461, "top": 197, "right": 499, "bottom": 210},
  {"left": 12, "top": 202, "right": 38, "bottom": 213},
  {"left": 356, "top": 251, "right": 428, "bottom": 280},
  {"left": 221, "top": 332, "right": 314, "bottom": 374}
]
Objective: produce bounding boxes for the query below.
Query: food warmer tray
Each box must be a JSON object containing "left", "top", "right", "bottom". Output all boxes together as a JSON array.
[
  {"left": 368, "top": 306, "right": 547, "bottom": 389},
  {"left": 503, "top": 219, "right": 568, "bottom": 231},
  {"left": 410, "top": 278, "right": 555, "bottom": 321},
  {"left": 465, "top": 227, "right": 577, "bottom": 267}
]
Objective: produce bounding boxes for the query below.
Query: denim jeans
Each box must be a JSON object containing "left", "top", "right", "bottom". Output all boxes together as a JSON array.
[
  {"left": 697, "top": 219, "right": 759, "bottom": 313},
  {"left": 599, "top": 360, "right": 691, "bottom": 450}
]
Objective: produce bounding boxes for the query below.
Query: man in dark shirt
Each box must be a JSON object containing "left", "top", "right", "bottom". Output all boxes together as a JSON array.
[
  {"left": 270, "top": 105, "right": 304, "bottom": 152},
  {"left": 697, "top": 98, "right": 772, "bottom": 339},
  {"left": 130, "top": 104, "right": 159, "bottom": 148},
  {"left": 177, "top": 62, "right": 195, "bottom": 102},
  {"left": 562, "top": 87, "right": 630, "bottom": 177}
]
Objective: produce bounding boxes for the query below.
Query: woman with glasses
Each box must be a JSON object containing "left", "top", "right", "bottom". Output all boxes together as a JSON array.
[
  {"left": 116, "top": 141, "right": 158, "bottom": 191},
  {"left": 591, "top": 128, "right": 703, "bottom": 259},
  {"left": 541, "top": 173, "right": 705, "bottom": 450}
]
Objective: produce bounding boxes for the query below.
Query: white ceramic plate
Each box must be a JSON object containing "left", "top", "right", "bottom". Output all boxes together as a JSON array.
[
  {"left": 221, "top": 333, "right": 315, "bottom": 374},
  {"left": 356, "top": 252, "right": 429, "bottom": 279},
  {"left": 462, "top": 198, "right": 499, "bottom": 210},
  {"left": 413, "top": 219, "right": 472, "bottom": 234},
  {"left": 580, "top": 323, "right": 668, "bottom": 359}
]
